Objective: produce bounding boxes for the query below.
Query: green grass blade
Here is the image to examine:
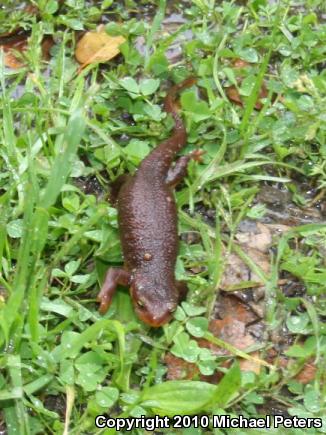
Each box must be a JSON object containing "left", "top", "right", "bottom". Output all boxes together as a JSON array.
[
  {"left": 144, "top": 0, "right": 166, "bottom": 68},
  {"left": 240, "top": 3, "right": 282, "bottom": 157},
  {"left": 40, "top": 109, "right": 86, "bottom": 209},
  {"left": 4, "top": 355, "right": 30, "bottom": 435},
  {"left": 23, "top": 374, "right": 54, "bottom": 396}
]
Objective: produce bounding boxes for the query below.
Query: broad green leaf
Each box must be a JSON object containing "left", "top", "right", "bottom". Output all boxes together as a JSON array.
[
  {"left": 65, "top": 259, "right": 80, "bottom": 276},
  {"left": 208, "top": 362, "right": 241, "bottom": 408},
  {"left": 239, "top": 75, "right": 256, "bottom": 96},
  {"left": 59, "top": 360, "right": 75, "bottom": 385},
  {"left": 186, "top": 317, "right": 209, "bottom": 338},
  {"left": 140, "top": 78, "right": 160, "bottom": 96},
  {"left": 181, "top": 302, "right": 207, "bottom": 317},
  {"left": 76, "top": 370, "right": 106, "bottom": 392},
  {"left": 171, "top": 332, "right": 200, "bottom": 363},
  {"left": 71, "top": 274, "right": 90, "bottom": 284},
  {"left": 303, "top": 387, "right": 320, "bottom": 413},
  {"left": 140, "top": 381, "right": 216, "bottom": 415},
  {"left": 45, "top": 0, "right": 59, "bottom": 14},
  {"left": 181, "top": 91, "right": 211, "bottom": 122},
  {"left": 120, "top": 77, "right": 139, "bottom": 95},
  {"left": 285, "top": 336, "right": 316, "bottom": 358},
  {"left": 41, "top": 298, "right": 73, "bottom": 317},
  {"left": 58, "top": 320, "right": 125, "bottom": 361},
  {"left": 95, "top": 387, "right": 119, "bottom": 408},
  {"left": 237, "top": 47, "right": 259, "bottom": 63},
  {"left": 124, "top": 139, "right": 151, "bottom": 163},
  {"left": 286, "top": 313, "right": 310, "bottom": 334},
  {"left": 75, "top": 351, "right": 105, "bottom": 369},
  {"left": 6, "top": 219, "right": 23, "bottom": 238},
  {"left": 148, "top": 51, "right": 169, "bottom": 76}
]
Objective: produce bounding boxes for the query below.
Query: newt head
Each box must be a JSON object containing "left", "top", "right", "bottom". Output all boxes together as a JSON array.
[{"left": 130, "top": 275, "right": 178, "bottom": 327}]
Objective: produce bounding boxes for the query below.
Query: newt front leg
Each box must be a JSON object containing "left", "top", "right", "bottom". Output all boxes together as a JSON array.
[{"left": 97, "top": 268, "right": 131, "bottom": 314}]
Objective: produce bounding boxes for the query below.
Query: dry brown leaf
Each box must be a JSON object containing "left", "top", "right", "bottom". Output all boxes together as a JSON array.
[
  {"left": 220, "top": 249, "right": 270, "bottom": 290},
  {"left": 216, "top": 317, "right": 261, "bottom": 374},
  {"left": 221, "top": 243, "right": 270, "bottom": 291},
  {"left": 274, "top": 352, "right": 317, "bottom": 383},
  {"left": 220, "top": 252, "right": 250, "bottom": 289},
  {"left": 1, "top": 38, "right": 27, "bottom": 69},
  {"left": 267, "top": 349, "right": 317, "bottom": 384},
  {"left": 226, "top": 82, "right": 268, "bottom": 110},
  {"left": 164, "top": 353, "right": 199, "bottom": 381},
  {"left": 75, "top": 27, "right": 126, "bottom": 70},
  {"left": 41, "top": 36, "right": 54, "bottom": 60},
  {"left": 236, "top": 222, "right": 272, "bottom": 253},
  {"left": 239, "top": 352, "right": 261, "bottom": 373},
  {"left": 1, "top": 34, "right": 53, "bottom": 69},
  {"left": 225, "top": 86, "right": 243, "bottom": 106},
  {"left": 232, "top": 58, "right": 250, "bottom": 68},
  {"left": 247, "top": 247, "right": 271, "bottom": 279},
  {"left": 265, "top": 223, "right": 292, "bottom": 235},
  {"left": 295, "top": 360, "right": 317, "bottom": 384},
  {"left": 164, "top": 301, "right": 262, "bottom": 383},
  {"left": 203, "top": 317, "right": 261, "bottom": 374},
  {"left": 4, "top": 51, "right": 25, "bottom": 69},
  {"left": 216, "top": 294, "right": 258, "bottom": 325}
]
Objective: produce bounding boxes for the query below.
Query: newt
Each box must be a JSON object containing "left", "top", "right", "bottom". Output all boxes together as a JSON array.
[{"left": 97, "top": 77, "right": 200, "bottom": 327}]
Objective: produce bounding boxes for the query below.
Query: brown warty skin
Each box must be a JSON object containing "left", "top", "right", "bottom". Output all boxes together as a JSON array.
[{"left": 97, "top": 77, "right": 201, "bottom": 327}]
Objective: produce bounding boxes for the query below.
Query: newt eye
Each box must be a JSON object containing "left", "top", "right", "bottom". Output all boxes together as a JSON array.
[
  {"left": 167, "top": 303, "right": 177, "bottom": 313},
  {"left": 136, "top": 299, "right": 145, "bottom": 308}
]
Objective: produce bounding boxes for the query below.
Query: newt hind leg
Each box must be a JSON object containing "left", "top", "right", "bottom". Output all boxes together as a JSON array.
[
  {"left": 176, "top": 280, "right": 188, "bottom": 303},
  {"left": 110, "top": 174, "right": 131, "bottom": 205},
  {"left": 166, "top": 150, "right": 203, "bottom": 187},
  {"left": 97, "top": 268, "right": 131, "bottom": 313}
]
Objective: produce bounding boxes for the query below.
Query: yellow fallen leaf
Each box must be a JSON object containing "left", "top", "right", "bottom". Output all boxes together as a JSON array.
[{"left": 75, "top": 27, "right": 126, "bottom": 70}]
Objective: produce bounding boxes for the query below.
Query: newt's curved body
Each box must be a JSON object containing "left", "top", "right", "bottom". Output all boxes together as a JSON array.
[{"left": 97, "top": 78, "right": 199, "bottom": 327}]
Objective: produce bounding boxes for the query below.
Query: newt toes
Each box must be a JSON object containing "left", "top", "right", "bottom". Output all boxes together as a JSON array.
[{"left": 97, "top": 77, "right": 199, "bottom": 327}]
